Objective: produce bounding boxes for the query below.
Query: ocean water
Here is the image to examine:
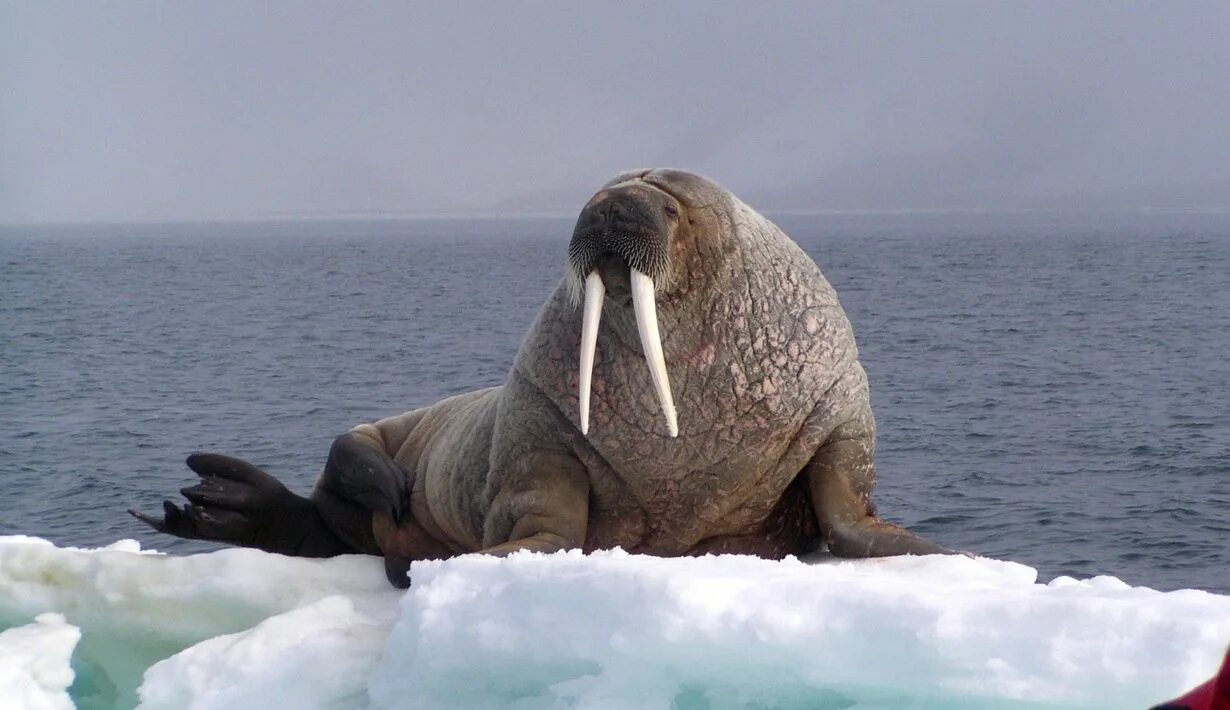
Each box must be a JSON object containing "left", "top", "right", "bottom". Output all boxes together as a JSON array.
[{"left": 1, "top": 213, "right": 1227, "bottom": 594}]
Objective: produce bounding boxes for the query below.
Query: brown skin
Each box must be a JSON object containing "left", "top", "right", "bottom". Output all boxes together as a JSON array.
[{"left": 132, "top": 169, "right": 947, "bottom": 588}]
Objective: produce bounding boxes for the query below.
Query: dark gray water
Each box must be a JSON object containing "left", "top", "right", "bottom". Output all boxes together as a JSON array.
[{"left": 2, "top": 214, "right": 1227, "bottom": 593}]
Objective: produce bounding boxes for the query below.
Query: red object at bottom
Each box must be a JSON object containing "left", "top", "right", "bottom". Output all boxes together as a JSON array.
[{"left": 1152, "top": 647, "right": 1230, "bottom": 710}]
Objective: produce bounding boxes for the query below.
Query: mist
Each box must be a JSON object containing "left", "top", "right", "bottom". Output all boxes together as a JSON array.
[{"left": 3, "top": 1, "right": 1229, "bottom": 224}]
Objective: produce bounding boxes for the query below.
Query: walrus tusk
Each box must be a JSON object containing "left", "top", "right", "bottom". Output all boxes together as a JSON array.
[
  {"left": 579, "top": 270, "right": 604, "bottom": 435},
  {"left": 630, "top": 268, "right": 678, "bottom": 437}
]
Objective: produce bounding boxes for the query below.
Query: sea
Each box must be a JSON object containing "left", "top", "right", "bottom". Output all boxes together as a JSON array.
[{"left": 1, "top": 212, "right": 1227, "bottom": 594}]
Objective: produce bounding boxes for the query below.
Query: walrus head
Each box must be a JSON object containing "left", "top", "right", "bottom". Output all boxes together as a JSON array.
[{"left": 566, "top": 170, "right": 732, "bottom": 439}]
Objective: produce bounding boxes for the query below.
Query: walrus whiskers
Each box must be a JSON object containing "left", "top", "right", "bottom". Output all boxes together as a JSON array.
[{"left": 579, "top": 270, "right": 605, "bottom": 435}]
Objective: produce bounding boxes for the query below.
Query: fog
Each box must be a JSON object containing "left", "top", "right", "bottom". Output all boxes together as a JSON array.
[{"left": 3, "top": 1, "right": 1229, "bottom": 224}]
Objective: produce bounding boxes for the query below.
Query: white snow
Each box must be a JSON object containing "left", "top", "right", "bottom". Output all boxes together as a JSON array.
[
  {"left": 1, "top": 536, "right": 1227, "bottom": 709},
  {"left": 0, "top": 612, "right": 80, "bottom": 710}
]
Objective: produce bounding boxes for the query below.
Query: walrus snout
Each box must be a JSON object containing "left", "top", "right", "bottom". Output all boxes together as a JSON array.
[
  {"left": 567, "top": 186, "right": 673, "bottom": 287},
  {"left": 577, "top": 187, "right": 658, "bottom": 233}
]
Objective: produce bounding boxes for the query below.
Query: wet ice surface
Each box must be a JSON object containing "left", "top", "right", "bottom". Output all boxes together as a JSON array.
[{"left": 2, "top": 536, "right": 1228, "bottom": 709}]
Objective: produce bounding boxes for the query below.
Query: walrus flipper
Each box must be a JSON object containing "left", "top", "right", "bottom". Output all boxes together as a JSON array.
[
  {"left": 805, "top": 418, "right": 950, "bottom": 558},
  {"left": 319, "top": 433, "right": 411, "bottom": 523},
  {"left": 129, "top": 453, "right": 352, "bottom": 557}
]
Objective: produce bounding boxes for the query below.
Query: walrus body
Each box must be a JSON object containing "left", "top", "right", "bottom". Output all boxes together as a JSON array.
[{"left": 133, "top": 169, "right": 947, "bottom": 586}]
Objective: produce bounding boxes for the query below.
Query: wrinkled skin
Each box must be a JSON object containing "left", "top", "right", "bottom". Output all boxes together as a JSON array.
[{"left": 132, "top": 169, "right": 948, "bottom": 588}]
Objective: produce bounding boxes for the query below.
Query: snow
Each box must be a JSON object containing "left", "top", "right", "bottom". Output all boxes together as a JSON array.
[
  {"left": 0, "top": 613, "right": 79, "bottom": 710},
  {"left": 1, "top": 536, "right": 1227, "bottom": 709}
]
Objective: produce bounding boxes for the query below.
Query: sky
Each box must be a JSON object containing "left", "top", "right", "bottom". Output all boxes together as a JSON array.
[{"left": 2, "top": 1, "right": 1229, "bottom": 224}]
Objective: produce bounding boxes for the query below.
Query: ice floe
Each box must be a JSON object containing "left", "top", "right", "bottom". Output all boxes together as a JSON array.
[{"left": 1, "top": 536, "right": 1227, "bottom": 709}]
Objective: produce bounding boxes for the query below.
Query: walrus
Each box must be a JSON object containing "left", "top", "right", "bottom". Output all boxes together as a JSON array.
[{"left": 131, "top": 168, "right": 948, "bottom": 587}]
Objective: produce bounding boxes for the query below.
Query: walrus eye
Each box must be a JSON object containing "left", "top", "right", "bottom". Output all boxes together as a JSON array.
[{"left": 663, "top": 203, "right": 679, "bottom": 218}]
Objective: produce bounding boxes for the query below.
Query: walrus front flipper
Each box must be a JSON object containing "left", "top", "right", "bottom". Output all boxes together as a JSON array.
[
  {"left": 806, "top": 420, "right": 951, "bottom": 558},
  {"left": 128, "top": 453, "right": 352, "bottom": 557},
  {"left": 319, "top": 433, "right": 411, "bottom": 523},
  {"left": 383, "top": 555, "right": 412, "bottom": 589}
]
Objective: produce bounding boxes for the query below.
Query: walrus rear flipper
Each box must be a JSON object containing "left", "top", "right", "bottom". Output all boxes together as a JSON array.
[
  {"left": 319, "top": 433, "right": 411, "bottom": 523},
  {"left": 128, "top": 453, "right": 352, "bottom": 558}
]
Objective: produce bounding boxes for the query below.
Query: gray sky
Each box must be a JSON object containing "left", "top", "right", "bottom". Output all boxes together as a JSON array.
[{"left": 3, "top": 1, "right": 1229, "bottom": 224}]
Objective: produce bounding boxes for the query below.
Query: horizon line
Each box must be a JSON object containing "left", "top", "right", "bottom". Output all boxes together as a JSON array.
[{"left": 5, "top": 204, "right": 1230, "bottom": 230}]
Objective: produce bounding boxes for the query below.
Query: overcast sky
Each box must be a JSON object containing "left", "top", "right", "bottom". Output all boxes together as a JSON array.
[{"left": 3, "top": 2, "right": 1229, "bottom": 224}]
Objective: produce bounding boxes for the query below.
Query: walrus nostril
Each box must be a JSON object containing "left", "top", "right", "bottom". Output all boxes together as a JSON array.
[{"left": 584, "top": 205, "right": 606, "bottom": 231}]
